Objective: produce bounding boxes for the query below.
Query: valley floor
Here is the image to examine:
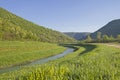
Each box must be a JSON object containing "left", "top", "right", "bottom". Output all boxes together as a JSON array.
[
  {"left": 0, "top": 41, "right": 65, "bottom": 69},
  {"left": 0, "top": 42, "right": 120, "bottom": 80}
]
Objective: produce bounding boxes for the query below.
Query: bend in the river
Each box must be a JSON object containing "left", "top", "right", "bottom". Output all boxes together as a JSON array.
[{"left": 0, "top": 47, "right": 74, "bottom": 74}]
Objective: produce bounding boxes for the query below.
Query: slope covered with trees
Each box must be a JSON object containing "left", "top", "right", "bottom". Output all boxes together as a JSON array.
[
  {"left": 0, "top": 7, "right": 75, "bottom": 43},
  {"left": 91, "top": 19, "right": 120, "bottom": 39}
]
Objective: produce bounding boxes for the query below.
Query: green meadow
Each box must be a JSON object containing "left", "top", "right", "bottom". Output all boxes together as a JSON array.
[
  {"left": 0, "top": 43, "right": 120, "bottom": 80},
  {"left": 0, "top": 41, "right": 65, "bottom": 69}
]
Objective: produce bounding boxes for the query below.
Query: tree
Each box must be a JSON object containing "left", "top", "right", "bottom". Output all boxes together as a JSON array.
[
  {"left": 0, "top": 32, "right": 2, "bottom": 40},
  {"left": 102, "top": 35, "right": 109, "bottom": 42},
  {"left": 97, "top": 32, "right": 101, "bottom": 42},
  {"left": 86, "top": 35, "right": 92, "bottom": 42},
  {"left": 19, "top": 30, "right": 27, "bottom": 39},
  {"left": 109, "top": 35, "right": 115, "bottom": 42},
  {"left": 117, "top": 34, "right": 120, "bottom": 42}
]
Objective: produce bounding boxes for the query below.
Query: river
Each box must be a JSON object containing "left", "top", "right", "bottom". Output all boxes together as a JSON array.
[{"left": 0, "top": 47, "right": 74, "bottom": 74}]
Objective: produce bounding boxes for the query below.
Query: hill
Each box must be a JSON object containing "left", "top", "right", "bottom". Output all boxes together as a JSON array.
[
  {"left": 91, "top": 19, "right": 120, "bottom": 38},
  {"left": 64, "top": 32, "right": 90, "bottom": 40},
  {"left": 0, "top": 7, "right": 75, "bottom": 43}
]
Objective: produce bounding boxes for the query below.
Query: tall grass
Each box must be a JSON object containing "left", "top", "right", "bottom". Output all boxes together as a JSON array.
[{"left": 0, "top": 44, "right": 120, "bottom": 80}]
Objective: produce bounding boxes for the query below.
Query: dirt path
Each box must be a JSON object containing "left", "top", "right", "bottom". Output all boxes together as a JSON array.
[
  {"left": 103, "top": 43, "right": 120, "bottom": 49},
  {"left": 92, "top": 43, "right": 120, "bottom": 49}
]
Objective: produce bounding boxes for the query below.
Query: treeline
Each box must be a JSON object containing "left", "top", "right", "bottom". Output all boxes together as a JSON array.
[
  {"left": 85, "top": 32, "right": 120, "bottom": 43},
  {"left": 0, "top": 7, "right": 75, "bottom": 43},
  {"left": 0, "top": 18, "right": 38, "bottom": 41}
]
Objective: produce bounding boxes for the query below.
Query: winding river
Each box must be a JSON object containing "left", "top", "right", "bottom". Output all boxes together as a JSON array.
[{"left": 0, "top": 47, "right": 74, "bottom": 74}]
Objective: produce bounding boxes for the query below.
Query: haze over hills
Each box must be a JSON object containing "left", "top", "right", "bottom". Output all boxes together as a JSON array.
[
  {"left": 64, "top": 32, "right": 90, "bottom": 40},
  {"left": 91, "top": 19, "right": 120, "bottom": 38},
  {"left": 0, "top": 7, "right": 76, "bottom": 43},
  {"left": 64, "top": 19, "right": 120, "bottom": 40}
]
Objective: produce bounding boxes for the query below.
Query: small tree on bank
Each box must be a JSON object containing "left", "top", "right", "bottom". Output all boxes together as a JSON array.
[
  {"left": 86, "top": 35, "right": 92, "bottom": 42},
  {"left": 102, "top": 35, "right": 109, "bottom": 42},
  {"left": 109, "top": 35, "right": 115, "bottom": 42},
  {"left": 97, "top": 32, "right": 102, "bottom": 42}
]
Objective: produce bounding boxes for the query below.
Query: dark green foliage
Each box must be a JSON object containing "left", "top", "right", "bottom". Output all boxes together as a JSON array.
[
  {"left": 83, "top": 31, "right": 120, "bottom": 43},
  {"left": 0, "top": 7, "right": 75, "bottom": 43}
]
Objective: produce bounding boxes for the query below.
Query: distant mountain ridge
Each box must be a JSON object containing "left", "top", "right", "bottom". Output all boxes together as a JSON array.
[
  {"left": 64, "top": 19, "right": 120, "bottom": 40},
  {"left": 0, "top": 7, "right": 76, "bottom": 43},
  {"left": 64, "top": 32, "right": 90, "bottom": 40},
  {"left": 91, "top": 19, "right": 120, "bottom": 38}
]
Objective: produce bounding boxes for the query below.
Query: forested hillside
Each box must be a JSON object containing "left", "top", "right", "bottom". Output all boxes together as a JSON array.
[
  {"left": 91, "top": 19, "right": 120, "bottom": 38},
  {"left": 0, "top": 7, "right": 75, "bottom": 43}
]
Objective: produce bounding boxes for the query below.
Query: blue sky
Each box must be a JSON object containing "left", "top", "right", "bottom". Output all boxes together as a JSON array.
[{"left": 0, "top": 0, "right": 120, "bottom": 32}]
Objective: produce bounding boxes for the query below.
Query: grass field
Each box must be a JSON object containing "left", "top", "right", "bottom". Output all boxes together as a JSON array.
[
  {"left": 0, "top": 41, "right": 65, "bottom": 69},
  {"left": 0, "top": 43, "right": 120, "bottom": 80}
]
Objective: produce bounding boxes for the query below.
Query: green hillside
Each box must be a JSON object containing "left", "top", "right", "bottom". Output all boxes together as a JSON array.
[
  {"left": 91, "top": 19, "right": 120, "bottom": 38},
  {"left": 1, "top": 44, "right": 120, "bottom": 79},
  {"left": 0, "top": 7, "right": 75, "bottom": 43}
]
